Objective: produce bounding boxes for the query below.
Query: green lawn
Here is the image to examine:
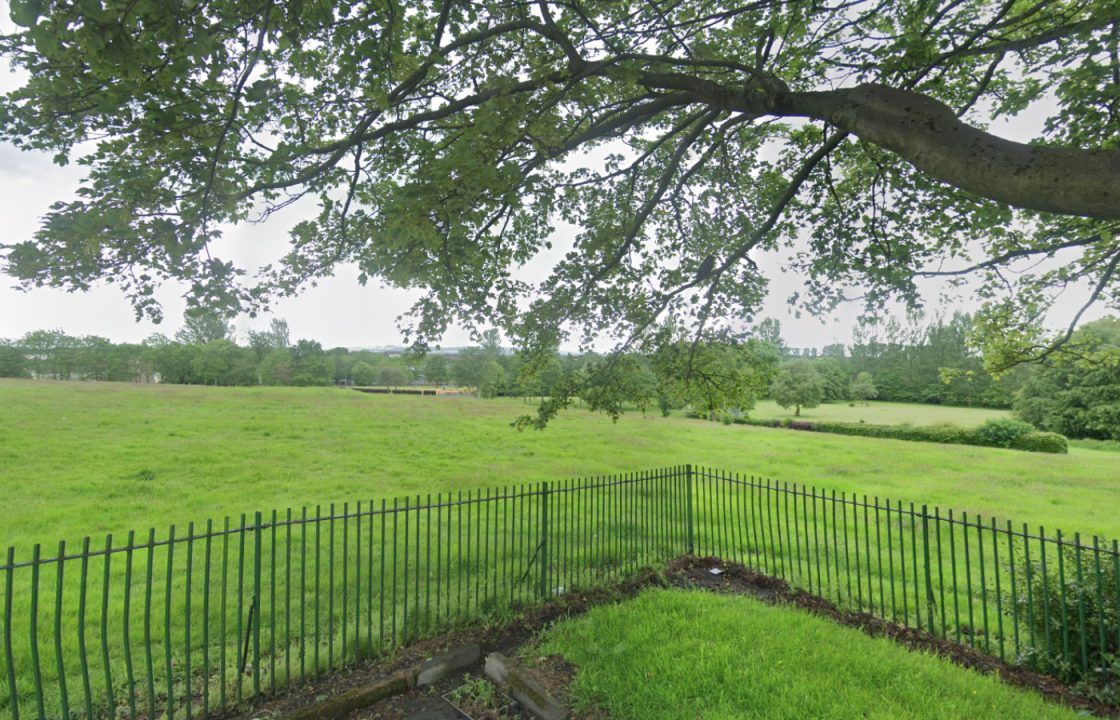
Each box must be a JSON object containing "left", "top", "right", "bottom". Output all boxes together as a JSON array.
[
  {"left": 2, "top": 379, "right": 1117, "bottom": 720},
  {"left": 1, "top": 379, "right": 1118, "bottom": 551},
  {"left": 538, "top": 589, "right": 1081, "bottom": 720},
  {"left": 750, "top": 399, "right": 1011, "bottom": 426}
]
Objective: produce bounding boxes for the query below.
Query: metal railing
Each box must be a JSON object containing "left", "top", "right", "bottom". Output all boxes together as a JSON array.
[{"left": 1, "top": 465, "right": 1116, "bottom": 720}]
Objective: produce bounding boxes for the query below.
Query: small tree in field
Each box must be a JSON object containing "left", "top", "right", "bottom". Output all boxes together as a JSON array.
[
  {"left": 770, "top": 361, "right": 824, "bottom": 417},
  {"left": 351, "top": 361, "right": 376, "bottom": 386},
  {"left": 850, "top": 372, "right": 879, "bottom": 405},
  {"left": 423, "top": 355, "right": 450, "bottom": 386},
  {"left": 378, "top": 366, "right": 409, "bottom": 388}
]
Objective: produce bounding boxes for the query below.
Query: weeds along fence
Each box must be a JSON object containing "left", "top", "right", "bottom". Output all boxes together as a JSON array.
[{"left": 2, "top": 466, "right": 1118, "bottom": 720}]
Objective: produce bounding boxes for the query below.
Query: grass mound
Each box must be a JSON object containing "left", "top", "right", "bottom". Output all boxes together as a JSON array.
[{"left": 539, "top": 589, "right": 1083, "bottom": 720}]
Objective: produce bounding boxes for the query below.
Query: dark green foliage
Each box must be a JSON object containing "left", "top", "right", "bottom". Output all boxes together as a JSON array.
[
  {"left": 377, "top": 366, "right": 410, "bottom": 388},
  {"left": 1010, "top": 432, "right": 1070, "bottom": 454},
  {"left": 974, "top": 418, "right": 1036, "bottom": 448},
  {"left": 844, "top": 314, "right": 1023, "bottom": 409},
  {"left": 422, "top": 355, "right": 450, "bottom": 386},
  {"left": 770, "top": 360, "right": 824, "bottom": 417},
  {"left": 351, "top": 361, "right": 375, "bottom": 386},
  {"left": 1014, "top": 318, "right": 1120, "bottom": 441},
  {"left": 733, "top": 418, "right": 1068, "bottom": 453},
  {"left": 814, "top": 358, "right": 850, "bottom": 402},
  {"left": 850, "top": 372, "right": 878, "bottom": 403},
  {"left": 1007, "top": 546, "right": 1119, "bottom": 701},
  {"left": 175, "top": 308, "right": 235, "bottom": 345},
  {"left": 0, "top": 344, "right": 30, "bottom": 377},
  {"left": 288, "top": 340, "right": 333, "bottom": 386},
  {"left": 651, "top": 333, "right": 779, "bottom": 422}
]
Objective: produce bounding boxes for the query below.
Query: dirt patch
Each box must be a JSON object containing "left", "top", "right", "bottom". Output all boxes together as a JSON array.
[{"left": 666, "top": 556, "right": 1118, "bottom": 719}]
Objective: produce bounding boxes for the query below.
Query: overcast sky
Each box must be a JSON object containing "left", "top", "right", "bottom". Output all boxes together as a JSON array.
[
  {"left": 0, "top": 10, "right": 1102, "bottom": 351},
  {"left": 0, "top": 140, "right": 880, "bottom": 350}
]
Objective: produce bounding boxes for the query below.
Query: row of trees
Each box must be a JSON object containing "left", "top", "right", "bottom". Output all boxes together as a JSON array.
[
  {"left": 1, "top": 313, "right": 416, "bottom": 388},
  {"left": 11, "top": 309, "right": 1117, "bottom": 440},
  {"left": 768, "top": 361, "right": 879, "bottom": 417},
  {"left": 756, "top": 313, "right": 1027, "bottom": 409},
  {"left": 0, "top": 316, "right": 783, "bottom": 417}
]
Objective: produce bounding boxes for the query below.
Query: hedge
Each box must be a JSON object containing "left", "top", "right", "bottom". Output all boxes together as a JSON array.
[{"left": 733, "top": 417, "right": 1068, "bottom": 454}]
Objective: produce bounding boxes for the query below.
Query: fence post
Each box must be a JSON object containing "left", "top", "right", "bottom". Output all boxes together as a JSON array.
[
  {"left": 921, "top": 505, "right": 935, "bottom": 634},
  {"left": 539, "top": 482, "right": 550, "bottom": 599},
  {"left": 253, "top": 511, "right": 263, "bottom": 698},
  {"left": 686, "top": 465, "right": 695, "bottom": 555}
]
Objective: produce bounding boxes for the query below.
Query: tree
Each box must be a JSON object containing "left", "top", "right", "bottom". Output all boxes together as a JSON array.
[
  {"left": 580, "top": 354, "right": 658, "bottom": 415},
  {"left": 3, "top": 1, "right": 1117, "bottom": 383},
  {"left": 652, "top": 332, "right": 779, "bottom": 421},
  {"left": 452, "top": 331, "right": 507, "bottom": 397},
  {"left": 814, "top": 358, "right": 850, "bottom": 402},
  {"left": 192, "top": 339, "right": 241, "bottom": 385},
  {"left": 288, "top": 340, "right": 332, "bottom": 385},
  {"left": 351, "top": 361, "right": 376, "bottom": 386},
  {"left": 423, "top": 355, "right": 450, "bottom": 387},
  {"left": 850, "top": 372, "right": 879, "bottom": 405},
  {"left": 770, "top": 361, "right": 824, "bottom": 417},
  {"left": 248, "top": 318, "right": 291, "bottom": 360},
  {"left": 1014, "top": 318, "right": 1120, "bottom": 440},
  {"left": 176, "top": 308, "right": 234, "bottom": 346},
  {"left": 259, "top": 349, "right": 294, "bottom": 386},
  {"left": 378, "top": 366, "right": 409, "bottom": 388},
  {"left": 0, "top": 343, "right": 28, "bottom": 378}
]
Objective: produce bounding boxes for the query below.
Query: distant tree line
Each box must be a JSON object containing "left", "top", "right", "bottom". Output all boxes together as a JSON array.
[
  {"left": 0, "top": 311, "right": 1018, "bottom": 411},
  {"left": 12, "top": 309, "right": 1116, "bottom": 442},
  {"left": 760, "top": 312, "right": 1029, "bottom": 410},
  {"left": 0, "top": 312, "right": 414, "bottom": 388},
  {"left": 0, "top": 316, "right": 782, "bottom": 418}
]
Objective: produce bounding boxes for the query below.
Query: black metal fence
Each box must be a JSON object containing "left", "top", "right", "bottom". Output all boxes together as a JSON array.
[{"left": 1, "top": 466, "right": 1116, "bottom": 720}]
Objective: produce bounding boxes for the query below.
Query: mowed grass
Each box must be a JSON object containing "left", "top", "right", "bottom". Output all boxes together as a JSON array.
[
  {"left": 750, "top": 398, "right": 1011, "bottom": 426},
  {"left": 538, "top": 589, "right": 1081, "bottom": 720},
  {"left": 1, "top": 379, "right": 1119, "bottom": 550}
]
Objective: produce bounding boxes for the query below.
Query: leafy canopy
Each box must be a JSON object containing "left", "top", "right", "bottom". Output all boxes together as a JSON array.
[
  {"left": 2, "top": 0, "right": 1118, "bottom": 379},
  {"left": 770, "top": 360, "right": 823, "bottom": 416}
]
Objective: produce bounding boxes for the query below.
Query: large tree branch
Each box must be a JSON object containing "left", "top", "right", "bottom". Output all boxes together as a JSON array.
[
  {"left": 775, "top": 84, "right": 1119, "bottom": 219},
  {"left": 634, "top": 68, "right": 1120, "bottom": 218}
]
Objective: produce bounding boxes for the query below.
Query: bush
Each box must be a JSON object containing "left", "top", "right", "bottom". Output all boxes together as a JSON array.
[
  {"left": 730, "top": 417, "right": 1067, "bottom": 453},
  {"left": 1007, "top": 546, "right": 1119, "bottom": 702},
  {"left": 975, "top": 418, "right": 1035, "bottom": 448},
  {"left": 1010, "top": 431, "right": 1069, "bottom": 454}
]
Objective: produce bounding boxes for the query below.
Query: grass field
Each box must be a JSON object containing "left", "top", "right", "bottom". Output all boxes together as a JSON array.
[
  {"left": 2, "top": 379, "right": 1119, "bottom": 550},
  {"left": 538, "top": 589, "right": 1081, "bottom": 720},
  {"left": 2, "top": 379, "right": 1117, "bottom": 719},
  {"left": 749, "top": 399, "right": 1011, "bottom": 425}
]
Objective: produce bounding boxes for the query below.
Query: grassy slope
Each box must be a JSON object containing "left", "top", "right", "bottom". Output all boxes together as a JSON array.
[
  {"left": 539, "top": 589, "right": 1081, "bottom": 720},
  {"left": 2, "top": 379, "right": 1118, "bottom": 549},
  {"left": 750, "top": 398, "right": 1011, "bottom": 425}
]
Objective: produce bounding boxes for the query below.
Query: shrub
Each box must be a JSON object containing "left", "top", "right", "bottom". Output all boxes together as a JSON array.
[
  {"left": 1007, "top": 546, "right": 1119, "bottom": 702},
  {"left": 975, "top": 418, "right": 1036, "bottom": 448},
  {"left": 1010, "top": 431, "right": 1069, "bottom": 454},
  {"left": 729, "top": 417, "right": 1067, "bottom": 453}
]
